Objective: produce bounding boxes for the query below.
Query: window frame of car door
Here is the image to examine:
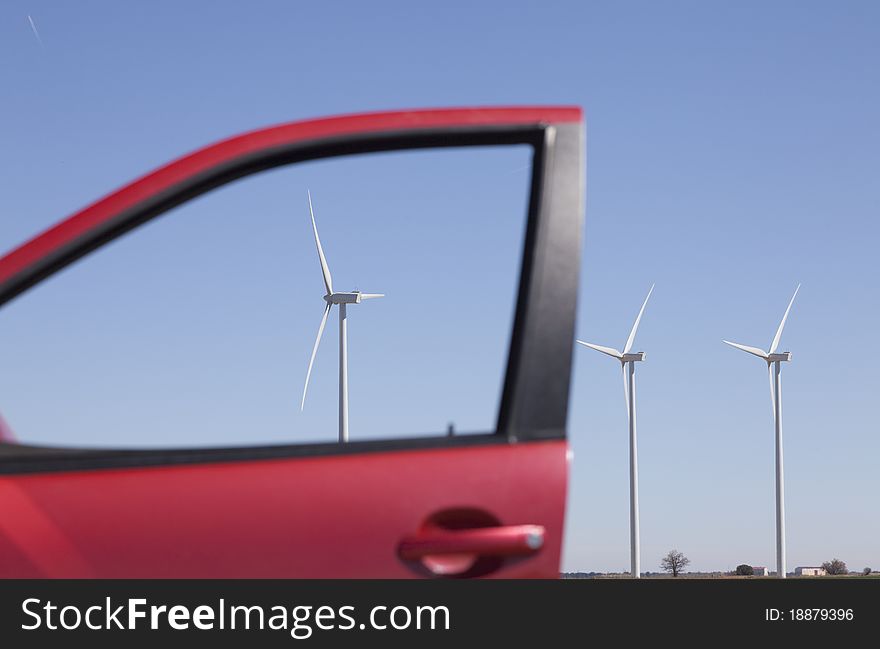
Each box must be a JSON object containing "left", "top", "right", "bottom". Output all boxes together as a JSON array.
[{"left": 0, "top": 109, "right": 584, "bottom": 474}]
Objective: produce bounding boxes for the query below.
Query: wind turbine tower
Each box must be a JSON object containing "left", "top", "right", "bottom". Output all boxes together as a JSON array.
[
  {"left": 723, "top": 284, "right": 800, "bottom": 579},
  {"left": 301, "top": 191, "right": 384, "bottom": 442},
  {"left": 577, "top": 284, "right": 654, "bottom": 579}
]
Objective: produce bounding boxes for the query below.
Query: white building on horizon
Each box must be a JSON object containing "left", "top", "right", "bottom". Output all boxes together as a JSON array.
[{"left": 795, "top": 566, "right": 826, "bottom": 576}]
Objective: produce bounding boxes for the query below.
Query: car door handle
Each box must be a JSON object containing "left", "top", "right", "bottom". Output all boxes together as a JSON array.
[{"left": 397, "top": 524, "right": 545, "bottom": 560}]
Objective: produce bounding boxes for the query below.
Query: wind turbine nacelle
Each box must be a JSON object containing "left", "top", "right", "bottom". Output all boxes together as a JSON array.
[
  {"left": 767, "top": 352, "right": 792, "bottom": 362},
  {"left": 621, "top": 352, "right": 646, "bottom": 363},
  {"left": 326, "top": 292, "right": 364, "bottom": 304}
]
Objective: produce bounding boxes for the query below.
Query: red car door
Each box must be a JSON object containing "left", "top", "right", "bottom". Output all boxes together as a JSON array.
[{"left": 0, "top": 107, "right": 584, "bottom": 578}]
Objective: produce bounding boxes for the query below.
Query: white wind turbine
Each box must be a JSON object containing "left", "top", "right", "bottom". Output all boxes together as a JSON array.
[
  {"left": 577, "top": 284, "right": 654, "bottom": 579},
  {"left": 723, "top": 284, "right": 800, "bottom": 579},
  {"left": 301, "top": 191, "right": 384, "bottom": 443}
]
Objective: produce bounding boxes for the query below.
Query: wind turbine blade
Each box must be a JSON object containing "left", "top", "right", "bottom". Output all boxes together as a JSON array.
[
  {"left": 623, "top": 284, "right": 654, "bottom": 354},
  {"left": 301, "top": 303, "right": 332, "bottom": 410},
  {"left": 769, "top": 284, "right": 800, "bottom": 353},
  {"left": 622, "top": 364, "right": 630, "bottom": 417},
  {"left": 722, "top": 340, "right": 769, "bottom": 359},
  {"left": 359, "top": 293, "right": 385, "bottom": 300},
  {"left": 308, "top": 191, "right": 333, "bottom": 295},
  {"left": 768, "top": 364, "right": 777, "bottom": 425},
  {"left": 576, "top": 340, "right": 623, "bottom": 359}
]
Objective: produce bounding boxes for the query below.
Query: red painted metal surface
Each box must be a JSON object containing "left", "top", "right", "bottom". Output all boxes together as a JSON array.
[
  {"left": 0, "top": 107, "right": 580, "bottom": 289},
  {"left": 0, "top": 413, "right": 15, "bottom": 443},
  {"left": 0, "top": 440, "right": 568, "bottom": 578}
]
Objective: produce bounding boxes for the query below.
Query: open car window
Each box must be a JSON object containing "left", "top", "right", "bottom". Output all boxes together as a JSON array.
[{"left": 0, "top": 146, "right": 532, "bottom": 449}]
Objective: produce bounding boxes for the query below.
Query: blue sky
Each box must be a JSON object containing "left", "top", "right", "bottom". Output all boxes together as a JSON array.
[{"left": 1, "top": 1, "right": 878, "bottom": 573}]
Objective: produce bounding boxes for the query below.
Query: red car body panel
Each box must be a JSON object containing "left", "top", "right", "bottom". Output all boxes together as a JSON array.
[
  {"left": 0, "top": 107, "right": 583, "bottom": 578},
  {"left": 0, "top": 414, "right": 15, "bottom": 443},
  {"left": 0, "top": 441, "right": 568, "bottom": 578}
]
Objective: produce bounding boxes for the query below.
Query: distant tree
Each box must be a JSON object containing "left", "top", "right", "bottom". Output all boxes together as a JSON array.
[
  {"left": 822, "top": 559, "right": 848, "bottom": 575},
  {"left": 863, "top": 567, "right": 871, "bottom": 576},
  {"left": 661, "top": 550, "right": 691, "bottom": 577},
  {"left": 735, "top": 564, "right": 754, "bottom": 576}
]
